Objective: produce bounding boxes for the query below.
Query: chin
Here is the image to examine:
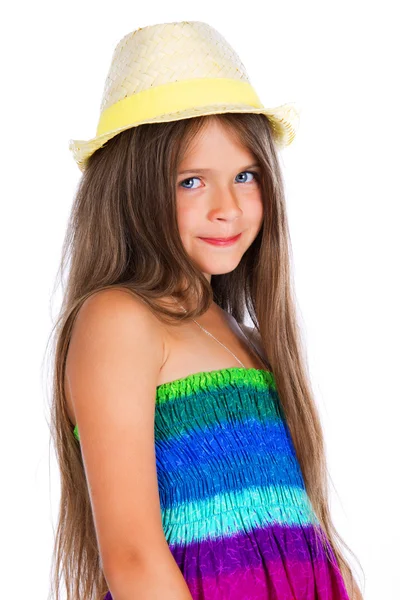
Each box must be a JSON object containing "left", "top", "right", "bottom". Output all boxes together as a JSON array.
[{"left": 196, "top": 259, "right": 243, "bottom": 277}]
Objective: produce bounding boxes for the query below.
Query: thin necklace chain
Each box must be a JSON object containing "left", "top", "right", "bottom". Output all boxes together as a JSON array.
[{"left": 175, "top": 300, "right": 261, "bottom": 369}]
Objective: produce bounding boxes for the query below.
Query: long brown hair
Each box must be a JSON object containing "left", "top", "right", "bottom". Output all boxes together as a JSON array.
[{"left": 47, "top": 112, "right": 364, "bottom": 599}]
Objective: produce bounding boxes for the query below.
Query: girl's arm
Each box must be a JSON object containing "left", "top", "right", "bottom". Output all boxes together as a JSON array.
[
  {"left": 105, "top": 546, "right": 193, "bottom": 599},
  {"left": 66, "top": 289, "right": 193, "bottom": 599}
]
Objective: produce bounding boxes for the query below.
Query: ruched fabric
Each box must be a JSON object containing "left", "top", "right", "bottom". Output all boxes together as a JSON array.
[{"left": 97, "top": 367, "right": 350, "bottom": 599}]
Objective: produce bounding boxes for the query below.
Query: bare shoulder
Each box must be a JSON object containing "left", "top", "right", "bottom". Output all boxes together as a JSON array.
[
  {"left": 64, "top": 287, "right": 170, "bottom": 573},
  {"left": 65, "top": 288, "right": 166, "bottom": 424},
  {"left": 74, "top": 287, "right": 164, "bottom": 335}
]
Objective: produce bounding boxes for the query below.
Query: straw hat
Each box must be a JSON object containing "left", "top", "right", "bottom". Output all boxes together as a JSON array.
[{"left": 69, "top": 20, "right": 300, "bottom": 172}]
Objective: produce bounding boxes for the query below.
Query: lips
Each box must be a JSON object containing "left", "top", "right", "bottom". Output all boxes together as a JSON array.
[
  {"left": 198, "top": 232, "right": 242, "bottom": 246},
  {"left": 199, "top": 233, "right": 241, "bottom": 241}
]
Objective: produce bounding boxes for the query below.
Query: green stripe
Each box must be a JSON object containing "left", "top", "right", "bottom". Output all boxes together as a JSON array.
[
  {"left": 156, "top": 367, "right": 276, "bottom": 403},
  {"left": 73, "top": 424, "right": 80, "bottom": 441}
]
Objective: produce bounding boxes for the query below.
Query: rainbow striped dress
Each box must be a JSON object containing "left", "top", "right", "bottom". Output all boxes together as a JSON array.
[{"left": 74, "top": 367, "right": 350, "bottom": 599}]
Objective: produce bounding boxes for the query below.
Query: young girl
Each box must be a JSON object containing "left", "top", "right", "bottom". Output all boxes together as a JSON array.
[{"left": 49, "top": 20, "right": 364, "bottom": 600}]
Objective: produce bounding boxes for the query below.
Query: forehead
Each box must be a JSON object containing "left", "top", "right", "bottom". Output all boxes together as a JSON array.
[{"left": 179, "top": 119, "right": 255, "bottom": 166}]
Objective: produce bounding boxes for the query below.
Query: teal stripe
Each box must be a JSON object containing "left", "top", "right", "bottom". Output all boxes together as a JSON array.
[
  {"left": 155, "top": 379, "right": 282, "bottom": 444},
  {"left": 162, "top": 484, "right": 319, "bottom": 546}
]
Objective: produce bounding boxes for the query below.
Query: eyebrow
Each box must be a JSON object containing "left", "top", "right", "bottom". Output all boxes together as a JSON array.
[{"left": 178, "top": 163, "right": 261, "bottom": 175}]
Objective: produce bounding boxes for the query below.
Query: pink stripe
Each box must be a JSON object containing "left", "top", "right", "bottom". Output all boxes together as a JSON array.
[{"left": 184, "top": 559, "right": 350, "bottom": 600}]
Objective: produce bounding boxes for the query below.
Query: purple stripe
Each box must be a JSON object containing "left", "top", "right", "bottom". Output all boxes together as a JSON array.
[{"left": 169, "top": 522, "right": 338, "bottom": 580}]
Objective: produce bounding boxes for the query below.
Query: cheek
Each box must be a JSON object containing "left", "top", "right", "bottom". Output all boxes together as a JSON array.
[
  {"left": 176, "top": 199, "right": 197, "bottom": 228},
  {"left": 249, "top": 194, "right": 264, "bottom": 224},
  {"left": 176, "top": 206, "right": 197, "bottom": 241}
]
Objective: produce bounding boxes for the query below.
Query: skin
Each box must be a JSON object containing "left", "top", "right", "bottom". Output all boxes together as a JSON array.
[{"left": 175, "top": 119, "right": 264, "bottom": 286}]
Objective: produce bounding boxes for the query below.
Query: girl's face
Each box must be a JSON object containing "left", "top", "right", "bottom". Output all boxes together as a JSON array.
[{"left": 176, "top": 119, "right": 264, "bottom": 283}]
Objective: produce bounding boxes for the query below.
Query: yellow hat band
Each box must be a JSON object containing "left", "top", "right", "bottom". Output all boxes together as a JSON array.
[{"left": 96, "top": 77, "right": 264, "bottom": 136}]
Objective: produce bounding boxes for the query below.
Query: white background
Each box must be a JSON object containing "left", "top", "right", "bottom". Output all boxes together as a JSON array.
[{"left": 1, "top": 1, "right": 399, "bottom": 598}]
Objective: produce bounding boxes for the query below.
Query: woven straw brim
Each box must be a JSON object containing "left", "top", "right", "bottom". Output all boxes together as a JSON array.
[{"left": 69, "top": 102, "right": 300, "bottom": 173}]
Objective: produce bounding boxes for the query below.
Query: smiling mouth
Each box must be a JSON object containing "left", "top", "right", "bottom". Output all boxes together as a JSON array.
[
  {"left": 198, "top": 233, "right": 241, "bottom": 241},
  {"left": 198, "top": 233, "right": 242, "bottom": 246}
]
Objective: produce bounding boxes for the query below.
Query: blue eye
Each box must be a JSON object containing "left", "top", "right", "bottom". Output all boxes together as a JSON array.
[
  {"left": 178, "top": 171, "right": 259, "bottom": 190},
  {"left": 235, "top": 171, "right": 258, "bottom": 184},
  {"left": 179, "top": 176, "right": 202, "bottom": 190}
]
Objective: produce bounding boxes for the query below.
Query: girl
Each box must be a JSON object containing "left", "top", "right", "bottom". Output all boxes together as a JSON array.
[{"left": 49, "top": 20, "right": 364, "bottom": 600}]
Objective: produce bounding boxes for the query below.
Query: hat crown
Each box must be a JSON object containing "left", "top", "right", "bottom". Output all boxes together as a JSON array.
[{"left": 100, "top": 21, "right": 250, "bottom": 113}]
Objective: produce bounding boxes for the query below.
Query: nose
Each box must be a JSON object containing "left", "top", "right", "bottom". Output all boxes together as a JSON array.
[{"left": 209, "top": 184, "right": 242, "bottom": 220}]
